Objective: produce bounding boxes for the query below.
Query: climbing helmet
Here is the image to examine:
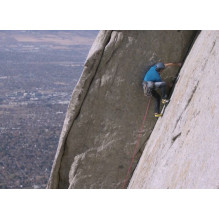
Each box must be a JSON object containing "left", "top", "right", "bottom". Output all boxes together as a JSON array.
[{"left": 155, "top": 62, "right": 165, "bottom": 71}]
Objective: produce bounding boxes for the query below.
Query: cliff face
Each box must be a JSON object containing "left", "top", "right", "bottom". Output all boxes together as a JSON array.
[
  {"left": 47, "top": 30, "right": 197, "bottom": 189},
  {"left": 129, "top": 30, "right": 219, "bottom": 189}
]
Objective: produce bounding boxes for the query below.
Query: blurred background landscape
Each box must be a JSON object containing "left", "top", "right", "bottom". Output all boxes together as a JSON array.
[{"left": 0, "top": 30, "right": 98, "bottom": 188}]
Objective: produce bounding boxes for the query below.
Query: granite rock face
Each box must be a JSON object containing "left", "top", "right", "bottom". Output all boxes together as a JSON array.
[
  {"left": 129, "top": 30, "right": 219, "bottom": 189},
  {"left": 47, "top": 30, "right": 197, "bottom": 189}
]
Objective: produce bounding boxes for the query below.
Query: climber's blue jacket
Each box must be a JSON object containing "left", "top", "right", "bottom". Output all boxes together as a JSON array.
[{"left": 143, "top": 65, "right": 162, "bottom": 82}]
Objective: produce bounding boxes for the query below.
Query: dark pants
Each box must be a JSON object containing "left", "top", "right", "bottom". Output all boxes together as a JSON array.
[{"left": 145, "top": 81, "right": 167, "bottom": 114}]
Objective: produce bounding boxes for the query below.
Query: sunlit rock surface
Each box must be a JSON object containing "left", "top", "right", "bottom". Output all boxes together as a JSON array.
[{"left": 129, "top": 30, "right": 219, "bottom": 189}]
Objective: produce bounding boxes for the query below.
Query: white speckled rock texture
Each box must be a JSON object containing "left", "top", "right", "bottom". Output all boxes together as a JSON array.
[
  {"left": 47, "top": 30, "right": 197, "bottom": 189},
  {"left": 129, "top": 30, "right": 219, "bottom": 189}
]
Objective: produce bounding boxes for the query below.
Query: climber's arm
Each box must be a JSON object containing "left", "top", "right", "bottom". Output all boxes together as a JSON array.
[{"left": 164, "top": 63, "right": 182, "bottom": 67}]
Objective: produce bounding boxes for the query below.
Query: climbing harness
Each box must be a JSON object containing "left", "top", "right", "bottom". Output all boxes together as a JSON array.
[
  {"left": 121, "top": 96, "right": 152, "bottom": 189},
  {"left": 143, "top": 81, "right": 154, "bottom": 97}
]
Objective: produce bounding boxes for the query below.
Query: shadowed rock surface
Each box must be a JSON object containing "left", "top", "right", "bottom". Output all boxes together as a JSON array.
[
  {"left": 129, "top": 30, "right": 219, "bottom": 189},
  {"left": 47, "top": 30, "right": 197, "bottom": 189}
]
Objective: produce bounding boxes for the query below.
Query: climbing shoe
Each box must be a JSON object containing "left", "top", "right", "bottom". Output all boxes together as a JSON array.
[
  {"left": 162, "top": 99, "right": 169, "bottom": 104},
  {"left": 154, "top": 113, "right": 162, "bottom": 118}
]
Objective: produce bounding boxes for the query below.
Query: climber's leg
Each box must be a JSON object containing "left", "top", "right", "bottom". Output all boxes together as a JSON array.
[{"left": 151, "top": 89, "right": 161, "bottom": 116}]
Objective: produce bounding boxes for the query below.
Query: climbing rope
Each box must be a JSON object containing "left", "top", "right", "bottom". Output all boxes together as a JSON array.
[{"left": 121, "top": 96, "right": 152, "bottom": 189}]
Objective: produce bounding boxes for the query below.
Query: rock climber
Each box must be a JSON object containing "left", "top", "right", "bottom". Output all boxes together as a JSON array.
[{"left": 143, "top": 62, "right": 182, "bottom": 117}]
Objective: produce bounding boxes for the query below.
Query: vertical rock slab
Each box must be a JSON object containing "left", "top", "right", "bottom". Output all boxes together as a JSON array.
[
  {"left": 129, "top": 30, "right": 219, "bottom": 189},
  {"left": 47, "top": 30, "right": 197, "bottom": 189}
]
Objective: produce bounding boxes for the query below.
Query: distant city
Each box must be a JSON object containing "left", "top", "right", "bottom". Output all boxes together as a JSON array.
[{"left": 0, "top": 30, "right": 98, "bottom": 188}]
